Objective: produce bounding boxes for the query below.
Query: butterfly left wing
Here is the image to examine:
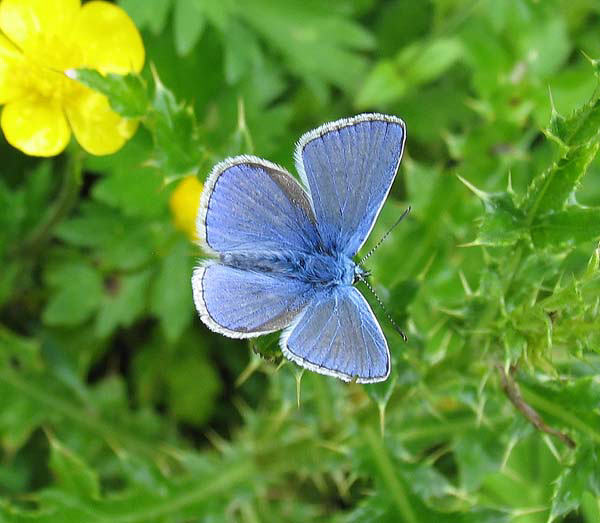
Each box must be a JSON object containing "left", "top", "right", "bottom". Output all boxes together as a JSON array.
[
  {"left": 295, "top": 113, "right": 405, "bottom": 257},
  {"left": 198, "top": 155, "right": 319, "bottom": 255},
  {"left": 193, "top": 262, "right": 316, "bottom": 338},
  {"left": 281, "top": 286, "right": 390, "bottom": 383}
]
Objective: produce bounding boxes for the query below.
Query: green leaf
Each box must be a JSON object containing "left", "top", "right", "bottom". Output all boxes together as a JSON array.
[
  {"left": 48, "top": 435, "right": 100, "bottom": 499},
  {"left": 545, "top": 92, "right": 600, "bottom": 147},
  {"left": 224, "top": 20, "right": 261, "bottom": 84},
  {"left": 239, "top": 0, "right": 374, "bottom": 92},
  {"left": 150, "top": 240, "right": 194, "bottom": 342},
  {"left": 531, "top": 206, "right": 600, "bottom": 248},
  {"left": 523, "top": 141, "right": 600, "bottom": 219},
  {"left": 396, "top": 38, "right": 463, "bottom": 87},
  {"left": 95, "top": 270, "right": 152, "bottom": 338},
  {"left": 458, "top": 178, "right": 527, "bottom": 247},
  {"left": 164, "top": 349, "right": 221, "bottom": 426},
  {"left": 356, "top": 60, "right": 407, "bottom": 108},
  {"left": 356, "top": 38, "right": 462, "bottom": 107},
  {"left": 454, "top": 428, "right": 505, "bottom": 491},
  {"left": 119, "top": 0, "right": 171, "bottom": 34},
  {"left": 92, "top": 169, "right": 167, "bottom": 219},
  {"left": 69, "top": 69, "right": 149, "bottom": 118},
  {"left": 43, "top": 262, "right": 104, "bottom": 327},
  {"left": 147, "top": 70, "right": 206, "bottom": 179},
  {"left": 549, "top": 443, "right": 600, "bottom": 522},
  {"left": 173, "top": 0, "right": 206, "bottom": 55}
]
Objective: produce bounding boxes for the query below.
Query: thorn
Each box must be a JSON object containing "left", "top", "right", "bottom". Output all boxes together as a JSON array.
[
  {"left": 547, "top": 85, "right": 558, "bottom": 114},
  {"left": 295, "top": 368, "right": 304, "bottom": 408},
  {"left": 416, "top": 251, "right": 436, "bottom": 283},
  {"left": 235, "top": 351, "right": 262, "bottom": 387},
  {"left": 507, "top": 170, "right": 514, "bottom": 195},
  {"left": 458, "top": 270, "right": 472, "bottom": 296},
  {"left": 580, "top": 49, "right": 600, "bottom": 72},
  {"left": 455, "top": 174, "right": 491, "bottom": 201},
  {"left": 378, "top": 402, "right": 386, "bottom": 438}
]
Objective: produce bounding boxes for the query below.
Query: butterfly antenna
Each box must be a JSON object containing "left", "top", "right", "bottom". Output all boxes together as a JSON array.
[
  {"left": 358, "top": 206, "right": 411, "bottom": 266},
  {"left": 357, "top": 275, "right": 408, "bottom": 342}
]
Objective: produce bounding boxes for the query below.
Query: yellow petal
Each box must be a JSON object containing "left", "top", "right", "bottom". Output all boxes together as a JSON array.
[
  {"left": 0, "top": 0, "right": 80, "bottom": 52},
  {"left": 70, "top": 1, "right": 144, "bottom": 74},
  {"left": 65, "top": 87, "right": 137, "bottom": 155},
  {"left": 0, "top": 33, "right": 24, "bottom": 104},
  {"left": 169, "top": 177, "right": 203, "bottom": 241},
  {"left": 1, "top": 97, "right": 70, "bottom": 156}
]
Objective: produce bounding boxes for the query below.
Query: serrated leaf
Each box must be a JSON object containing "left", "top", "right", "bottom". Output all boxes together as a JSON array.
[
  {"left": 147, "top": 71, "right": 205, "bottom": 179},
  {"left": 523, "top": 141, "right": 599, "bottom": 219},
  {"left": 549, "top": 443, "right": 600, "bottom": 522},
  {"left": 531, "top": 206, "right": 600, "bottom": 248},
  {"left": 239, "top": 0, "right": 374, "bottom": 92},
  {"left": 546, "top": 93, "right": 600, "bottom": 147},
  {"left": 475, "top": 193, "right": 527, "bottom": 247},
  {"left": 70, "top": 69, "right": 149, "bottom": 118},
  {"left": 251, "top": 332, "right": 282, "bottom": 363}
]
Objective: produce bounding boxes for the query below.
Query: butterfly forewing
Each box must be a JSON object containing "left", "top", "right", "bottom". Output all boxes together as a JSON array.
[
  {"left": 198, "top": 155, "right": 319, "bottom": 255},
  {"left": 295, "top": 114, "right": 405, "bottom": 257}
]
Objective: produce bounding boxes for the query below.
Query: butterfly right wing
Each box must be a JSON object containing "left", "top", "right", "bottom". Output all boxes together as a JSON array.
[
  {"left": 281, "top": 285, "right": 390, "bottom": 383},
  {"left": 193, "top": 262, "right": 316, "bottom": 338},
  {"left": 198, "top": 155, "right": 320, "bottom": 255}
]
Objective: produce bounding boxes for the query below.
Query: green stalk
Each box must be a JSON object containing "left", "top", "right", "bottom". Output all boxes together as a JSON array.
[
  {"left": 364, "top": 426, "right": 417, "bottom": 523},
  {"left": 18, "top": 148, "right": 83, "bottom": 256}
]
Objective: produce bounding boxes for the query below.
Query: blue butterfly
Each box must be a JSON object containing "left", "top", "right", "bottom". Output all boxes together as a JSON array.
[{"left": 192, "top": 113, "right": 406, "bottom": 383}]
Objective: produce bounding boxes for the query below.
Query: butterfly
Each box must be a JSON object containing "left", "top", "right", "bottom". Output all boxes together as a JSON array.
[{"left": 192, "top": 113, "right": 406, "bottom": 383}]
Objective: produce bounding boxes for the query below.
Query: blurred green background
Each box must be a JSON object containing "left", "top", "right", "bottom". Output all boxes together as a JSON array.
[{"left": 2, "top": 0, "right": 600, "bottom": 521}]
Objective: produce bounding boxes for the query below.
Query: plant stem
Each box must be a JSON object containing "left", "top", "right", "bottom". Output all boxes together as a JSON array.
[
  {"left": 18, "top": 149, "right": 84, "bottom": 256},
  {"left": 364, "top": 426, "right": 417, "bottom": 523}
]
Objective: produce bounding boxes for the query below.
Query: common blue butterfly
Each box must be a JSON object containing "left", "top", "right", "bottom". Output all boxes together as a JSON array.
[{"left": 192, "top": 113, "right": 406, "bottom": 383}]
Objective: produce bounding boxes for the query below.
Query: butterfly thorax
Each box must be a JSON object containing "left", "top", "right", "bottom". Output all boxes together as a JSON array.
[{"left": 220, "top": 250, "right": 356, "bottom": 287}]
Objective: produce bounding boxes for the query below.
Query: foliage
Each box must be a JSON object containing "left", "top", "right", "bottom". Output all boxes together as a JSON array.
[{"left": 1, "top": 0, "right": 600, "bottom": 522}]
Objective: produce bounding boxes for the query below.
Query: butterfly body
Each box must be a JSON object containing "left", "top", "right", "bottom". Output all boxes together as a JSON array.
[
  {"left": 220, "top": 250, "right": 357, "bottom": 288},
  {"left": 193, "top": 113, "right": 406, "bottom": 383}
]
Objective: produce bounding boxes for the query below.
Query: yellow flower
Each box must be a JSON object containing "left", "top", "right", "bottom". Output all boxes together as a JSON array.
[
  {"left": 0, "top": 0, "right": 144, "bottom": 157},
  {"left": 169, "top": 176, "right": 203, "bottom": 241}
]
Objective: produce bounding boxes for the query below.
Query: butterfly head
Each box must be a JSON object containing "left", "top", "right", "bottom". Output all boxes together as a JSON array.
[{"left": 353, "top": 265, "right": 370, "bottom": 285}]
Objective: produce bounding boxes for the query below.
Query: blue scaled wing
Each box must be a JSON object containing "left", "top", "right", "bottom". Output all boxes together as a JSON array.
[
  {"left": 192, "top": 262, "right": 316, "bottom": 338},
  {"left": 295, "top": 113, "right": 405, "bottom": 256},
  {"left": 281, "top": 286, "right": 390, "bottom": 383},
  {"left": 198, "top": 155, "right": 319, "bottom": 255}
]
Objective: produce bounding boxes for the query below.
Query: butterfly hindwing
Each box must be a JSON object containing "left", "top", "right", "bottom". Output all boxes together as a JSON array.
[
  {"left": 295, "top": 114, "right": 405, "bottom": 257},
  {"left": 198, "top": 155, "right": 319, "bottom": 255},
  {"left": 192, "top": 262, "right": 316, "bottom": 338},
  {"left": 281, "top": 286, "right": 390, "bottom": 383}
]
